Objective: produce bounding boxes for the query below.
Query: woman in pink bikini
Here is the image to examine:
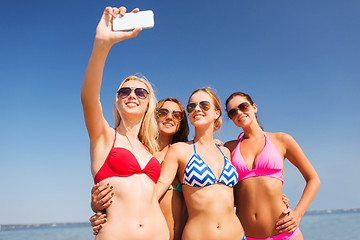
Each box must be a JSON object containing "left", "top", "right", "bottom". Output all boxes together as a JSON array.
[
  {"left": 81, "top": 6, "right": 169, "bottom": 240},
  {"left": 224, "top": 92, "right": 320, "bottom": 240}
]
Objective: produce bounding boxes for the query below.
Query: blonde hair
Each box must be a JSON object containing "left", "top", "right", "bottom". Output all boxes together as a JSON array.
[
  {"left": 188, "top": 87, "right": 222, "bottom": 131},
  {"left": 113, "top": 76, "right": 159, "bottom": 154}
]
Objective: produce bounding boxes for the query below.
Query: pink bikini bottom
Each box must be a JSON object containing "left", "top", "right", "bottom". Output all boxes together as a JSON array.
[{"left": 246, "top": 228, "right": 300, "bottom": 240}]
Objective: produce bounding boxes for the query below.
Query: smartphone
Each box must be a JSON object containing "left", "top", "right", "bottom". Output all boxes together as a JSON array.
[{"left": 113, "top": 10, "right": 154, "bottom": 31}]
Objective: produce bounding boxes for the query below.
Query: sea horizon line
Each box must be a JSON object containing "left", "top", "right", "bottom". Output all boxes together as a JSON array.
[{"left": 1, "top": 208, "right": 359, "bottom": 230}]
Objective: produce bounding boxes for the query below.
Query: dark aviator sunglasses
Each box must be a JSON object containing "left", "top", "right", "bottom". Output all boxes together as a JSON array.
[
  {"left": 186, "top": 101, "right": 211, "bottom": 113},
  {"left": 227, "top": 102, "right": 251, "bottom": 119},
  {"left": 157, "top": 108, "right": 183, "bottom": 121},
  {"left": 117, "top": 87, "right": 149, "bottom": 99}
]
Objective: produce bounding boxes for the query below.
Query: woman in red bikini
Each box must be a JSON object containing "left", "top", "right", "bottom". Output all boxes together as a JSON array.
[
  {"left": 91, "top": 98, "right": 189, "bottom": 240},
  {"left": 81, "top": 6, "right": 168, "bottom": 240},
  {"left": 224, "top": 92, "right": 320, "bottom": 240}
]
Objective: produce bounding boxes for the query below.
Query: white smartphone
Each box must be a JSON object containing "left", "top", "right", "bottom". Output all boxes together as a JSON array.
[{"left": 113, "top": 10, "right": 154, "bottom": 31}]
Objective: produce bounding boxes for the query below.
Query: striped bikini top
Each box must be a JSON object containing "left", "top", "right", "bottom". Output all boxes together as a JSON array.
[{"left": 183, "top": 141, "right": 239, "bottom": 187}]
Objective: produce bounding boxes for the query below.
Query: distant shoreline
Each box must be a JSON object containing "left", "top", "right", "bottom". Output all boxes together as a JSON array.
[
  {"left": 1, "top": 208, "right": 359, "bottom": 230},
  {"left": 305, "top": 208, "right": 360, "bottom": 215},
  {"left": 0, "top": 222, "right": 89, "bottom": 231}
]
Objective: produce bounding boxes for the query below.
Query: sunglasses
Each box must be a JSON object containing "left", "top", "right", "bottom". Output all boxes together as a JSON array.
[
  {"left": 157, "top": 108, "right": 183, "bottom": 121},
  {"left": 117, "top": 87, "right": 149, "bottom": 99},
  {"left": 186, "top": 101, "right": 211, "bottom": 113},
  {"left": 227, "top": 102, "right": 251, "bottom": 119}
]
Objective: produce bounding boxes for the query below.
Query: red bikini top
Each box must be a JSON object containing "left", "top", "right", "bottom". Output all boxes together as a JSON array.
[{"left": 94, "top": 130, "right": 161, "bottom": 184}]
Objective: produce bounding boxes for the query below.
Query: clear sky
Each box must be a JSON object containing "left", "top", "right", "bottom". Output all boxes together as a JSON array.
[{"left": 0, "top": 0, "right": 359, "bottom": 225}]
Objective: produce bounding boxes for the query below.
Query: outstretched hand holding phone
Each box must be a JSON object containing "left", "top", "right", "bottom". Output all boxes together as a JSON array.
[{"left": 94, "top": 6, "right": 142, "bottom": 47}]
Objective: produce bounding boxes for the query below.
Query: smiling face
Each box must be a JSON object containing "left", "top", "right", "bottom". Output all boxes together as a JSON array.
[
  {"left": 226, "top": 95, "right": 257, "bottom": 128},
  {"left": 117, "top": 79, "right": 149, "bottom": 117},
  {"left": 157, "top": 101, "right": 182, "bottom": 137},
  {"left": 187, "top": 90, "right": 221, "bottom": 130}
]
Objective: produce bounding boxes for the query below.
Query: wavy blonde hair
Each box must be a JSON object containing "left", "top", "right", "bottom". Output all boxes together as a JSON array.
[
  {"left": 188, "top": 87, "right": 222, "bottom": 131},
  {"left": 113, "top": 76, "right": 159, "bottom": 154}
]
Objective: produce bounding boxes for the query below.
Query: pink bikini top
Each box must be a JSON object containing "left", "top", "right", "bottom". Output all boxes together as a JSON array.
[
  {"left": 94, "top": 129, "right": 161, "bottom": 184},
  {"left": 231, "top": 132, "right": 284, "bottom": 183}
]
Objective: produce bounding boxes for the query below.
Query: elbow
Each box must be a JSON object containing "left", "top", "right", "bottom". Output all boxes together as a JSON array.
[
  {"left": 305, "top": 173, "right": 320, "bottom": 192},
  {"left": 317, "top": 175, "right": 321, "bottom": 189},
  {"left": 312, "top": 174, "right": 321, "bottom": 192},
  {"left": 81, "top": 88, "right": 87, "bottom": 105}
]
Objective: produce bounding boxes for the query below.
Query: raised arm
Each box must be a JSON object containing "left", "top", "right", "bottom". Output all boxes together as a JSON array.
[
  {"left": 81, "top": 6, "right": 142, "bottom": 140},
  {"left": 276, "top": 133, "right": 320, "bottom": 233},
  {"left": 156, "top": 144, "right": 182, "bottom": 200}
]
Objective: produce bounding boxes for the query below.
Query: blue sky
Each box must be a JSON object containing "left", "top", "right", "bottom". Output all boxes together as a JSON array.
[{"left": 0, "top": 0, "right": 359, "bottom": 225}]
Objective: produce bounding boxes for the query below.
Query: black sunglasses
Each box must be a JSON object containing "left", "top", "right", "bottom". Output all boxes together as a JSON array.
[
  {"left": 227, "top": 102, "right": 251, "bottom": 119},
  {"left": 186, "top": 101, "right": 211, "bottom": 113},
  {"left": 157, "top": 108, "right": 183, "bottom": 121},
  {"left": 117, "top": 87, "right": 149, "bottom": 99}
]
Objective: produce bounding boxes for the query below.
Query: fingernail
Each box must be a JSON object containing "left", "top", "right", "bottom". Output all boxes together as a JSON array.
[
  {"left": 111, "top": 193, "right": 114, "bottom": 196},
  {"left": 107, "top": 183, "right": 109, "bottom": 186},
  {"left": 110, "top": 186, "right": 113, "bottom": 189},
  {"left": 110, "top": 200, "right": 113, "bottom": 203}
]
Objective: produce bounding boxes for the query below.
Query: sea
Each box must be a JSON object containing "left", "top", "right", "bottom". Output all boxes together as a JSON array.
[{"left": 1, "top": 209, "right": 359, "bottom": 240}]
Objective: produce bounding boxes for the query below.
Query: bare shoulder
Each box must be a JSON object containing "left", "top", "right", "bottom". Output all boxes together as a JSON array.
[
  {"left": 170, "top": 141, "right": 192, "bottom": 151},
  {"left": 219, "top": 145, "right": 231, "bottom": 158},
  {"left": 266, "top": 132, "right": 296, "bottom": 146},
  {"left": 90, "top": 125, "right": 114, "bottom": 145},
  {"left": 166, "top": 141, "right": 193, "bottom": 164},
  {"left": 168, "top": 141, "right": 193, "bottom": 157},
  {"left": 224, "top": 139, "right": 238, "bottom": 152}
]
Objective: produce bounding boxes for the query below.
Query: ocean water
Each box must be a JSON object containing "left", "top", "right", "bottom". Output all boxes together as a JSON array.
[
  {"left": 300, "top": 211, "right": 360, "bottom": 239},
  {"left": 1, "top": 211, "right": 360, "bottom": 240},
  {"left": 0, "top": 225, "right": 93, "bottom": 240}
]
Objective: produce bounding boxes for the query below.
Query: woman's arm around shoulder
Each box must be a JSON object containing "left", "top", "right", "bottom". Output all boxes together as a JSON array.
[
  {"left": 274, "top": 132, "right": 320, "bottom": 233},
  {"left": 156, "top": 142, "right": 187, "bottom": 200},
  {"left": 224, "top": 140, "right": 239, "bottom": 155}
]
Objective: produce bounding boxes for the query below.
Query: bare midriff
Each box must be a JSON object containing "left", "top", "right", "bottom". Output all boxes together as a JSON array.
[
  {"left": 235, "top": 176, "right": 287, "bottom": 239},
  {"left": 182, "top": 184, "right": 244, "bottom": 240},
  {"left": 95, "top": 175, "right": 169, "bottom": 240}
]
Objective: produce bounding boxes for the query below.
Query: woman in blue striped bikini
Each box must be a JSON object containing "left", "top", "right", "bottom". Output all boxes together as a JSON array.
[{"left": 156, "top": 87, "right": 245, "bottom": 240}]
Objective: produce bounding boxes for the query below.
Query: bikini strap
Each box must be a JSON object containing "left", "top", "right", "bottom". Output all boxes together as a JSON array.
[
  {"left": 237, "top": 132, "right": 245, "bottom": 141},
  {"left": 112, "top": 128, "right": 117, "bottom": 148},
  {"left": 192, "top": 140, "right": 197, "bottom": 154},
  {"left": 263, "top": 132, "right": 269, "bottom": 139},
  {"left": 215, "top": 144, "right": 227, "bottom": 159}
]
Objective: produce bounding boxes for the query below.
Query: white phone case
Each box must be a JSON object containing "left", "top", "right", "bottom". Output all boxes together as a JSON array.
[{"left": 113, "top": 10, "right": 154, "bottom": 31}]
